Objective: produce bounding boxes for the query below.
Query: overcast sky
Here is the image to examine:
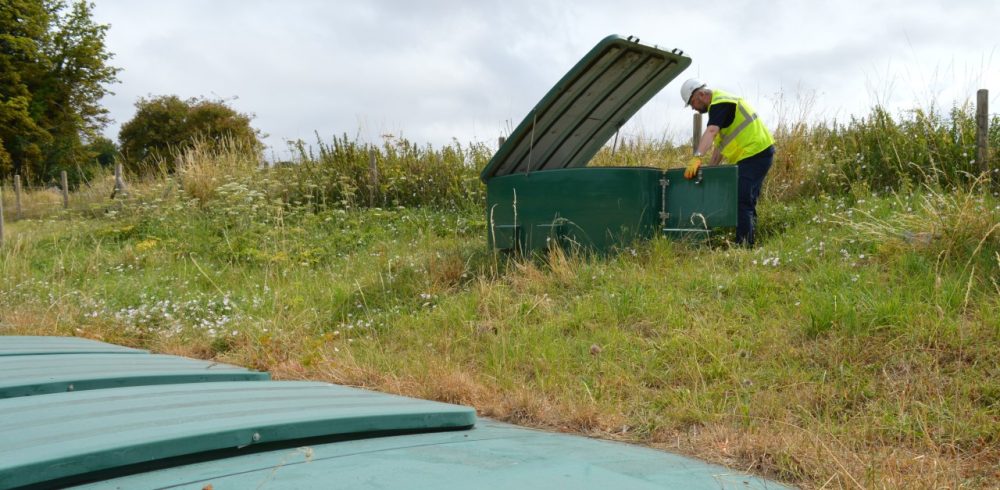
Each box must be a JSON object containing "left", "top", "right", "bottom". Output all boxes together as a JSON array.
[{"left": 91, "top": 0, "right": 1000, "bottom": 160}]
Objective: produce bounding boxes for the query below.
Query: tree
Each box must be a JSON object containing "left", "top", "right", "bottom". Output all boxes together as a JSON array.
[
  {"left": 118, "top": 95, "right": 262, "bottom": 172},
  {"left": 84, "top": 135, "right": 116, "bottom": 167},
  {"left": 0, "top": 0, "right": 51, "bottom": 177},
  {"left": 0, "top": 0, "right": 120, "bottom": 183}
]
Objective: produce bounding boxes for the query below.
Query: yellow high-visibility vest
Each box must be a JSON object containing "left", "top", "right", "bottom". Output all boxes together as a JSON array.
[{"left": 709, "top": 89, "right": 774, "bottom": 163}]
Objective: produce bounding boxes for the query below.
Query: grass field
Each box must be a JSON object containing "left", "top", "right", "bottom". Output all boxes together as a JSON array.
[{"left": 2, "top": 105, "right": 999, "bottom": 488}]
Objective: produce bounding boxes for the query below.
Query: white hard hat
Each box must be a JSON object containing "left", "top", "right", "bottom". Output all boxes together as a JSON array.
[{"left": 680, "top": 78, "right": 707, "bottom": 106}]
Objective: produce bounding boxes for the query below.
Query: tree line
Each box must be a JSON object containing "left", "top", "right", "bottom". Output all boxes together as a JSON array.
[{"left": 1, "top": 0, "right": 260, "bottom": 186}]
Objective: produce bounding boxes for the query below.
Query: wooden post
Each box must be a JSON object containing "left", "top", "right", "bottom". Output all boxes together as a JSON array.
[
  {"left": 111, "top": 163, "right": 128, "bottom": 198},
  {"left": 976, "top": 89, "right": 989, "bottom": 176},
  {"left": 14, "top": 174, "right": 22, "bottom": 220},
  {"left": 692, "top": 112, "right": 703, "bottom": 154},
  {"left": 60, "top": 170, "right": 69, "bottom": 209},
  {"left": 0, "top": 185, "right": 5, "bottom": 248},
  {"left": 368, "top": 149, "right": 379, "bottom": 206}
]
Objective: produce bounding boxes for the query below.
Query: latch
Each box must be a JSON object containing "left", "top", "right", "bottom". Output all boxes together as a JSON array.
[{"left": 659, "top": 177, "right": 670, "bottom": 227}]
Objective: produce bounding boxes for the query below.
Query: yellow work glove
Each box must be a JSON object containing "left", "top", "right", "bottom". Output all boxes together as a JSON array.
[{"left": 684, "top": 156, "right": 702, "bottom": 180}]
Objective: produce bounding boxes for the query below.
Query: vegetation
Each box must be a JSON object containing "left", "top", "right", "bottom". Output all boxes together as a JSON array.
[
  {"left": 118, "top": 95, "right": 262, "bottom": 173},
  {"left": 1, "top": 101, "right": 999, "bottom": 489},
  {"left": 593, "top": 103, "right": 1000, "bottom": 202},
  {"left": 0, "top": 0, "right": 119, "bottom": 184}
]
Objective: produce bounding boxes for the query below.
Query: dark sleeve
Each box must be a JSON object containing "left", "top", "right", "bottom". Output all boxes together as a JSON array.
[{"left": 707, "top": 102, "right": 736, "bottom": 129}]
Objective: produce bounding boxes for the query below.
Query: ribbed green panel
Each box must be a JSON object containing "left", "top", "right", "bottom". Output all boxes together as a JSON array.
[
  {"left": 0, "top": 381, "right": 476, "bottom": 488},
  {"left": 481, "top": 35, "right": 691, "bottom": 181},
  {"left": 0, "top": 335, "right": 146, "bottom": 356},
  {"left": 81, "top": 419, "right": 792, "bottom": 490},
  {"left": 0, "top": 353, "right": 269, "bottom": 398}
]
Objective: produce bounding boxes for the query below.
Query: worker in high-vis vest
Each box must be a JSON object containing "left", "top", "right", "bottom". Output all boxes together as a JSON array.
[{"left": 680, "top": 78, "right": 775, "bottom": 247}]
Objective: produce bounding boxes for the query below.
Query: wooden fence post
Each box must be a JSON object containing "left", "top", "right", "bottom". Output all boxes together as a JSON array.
[
  {"left": 0, "top": 184, "right": 5, "bottom": 248},
  {"left": 14, "top": 174, "right": 22, "bottom": 220},
  {"left": 111, "top": 163, "right": 128, "bottom": 198},
  {"left": 368, "top": 149, "right": 379, "bottom": 206},
  {"left": 60, "top": 171, "right": 69, "bottom": 209},
  {"left": 692, "top": 112, "right": 703, "bottom": 154},
  {"left": 976, "top": 89, "right": 989, "bottom": 177}
]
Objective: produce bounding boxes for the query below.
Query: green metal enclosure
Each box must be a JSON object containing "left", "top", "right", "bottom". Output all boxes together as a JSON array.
[
  {"left": 487, "top": 167, "right": 662, "bottom": 252},
  {"left": 482, "top": 35, "right": 738, "bottom": 254}
]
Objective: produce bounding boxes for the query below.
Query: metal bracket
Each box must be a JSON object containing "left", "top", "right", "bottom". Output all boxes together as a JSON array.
[{"left": 659, "top": 177, "right": 670, "bottom": 227}]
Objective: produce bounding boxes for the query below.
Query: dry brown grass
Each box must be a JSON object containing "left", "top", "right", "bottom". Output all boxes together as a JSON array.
[
  {"left": 1, "top": 171, "right": 120, "bottom": 220},
  {"left": 4, "top": 294, "right": 998, "bottom": 490},
  {"left": 175, "top": 136, "right": 262, "bottom": 203}
]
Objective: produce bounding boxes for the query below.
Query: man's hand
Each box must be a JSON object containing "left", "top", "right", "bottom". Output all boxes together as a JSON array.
[{"left": 684, "top": 156, "right": 702, "bottom": 180}]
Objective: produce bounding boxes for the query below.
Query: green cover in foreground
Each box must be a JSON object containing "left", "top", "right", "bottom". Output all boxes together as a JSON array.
[
  {"left": 0, "top": 381, "right": 475, "bottom": 488},
  {"left": 81, "top": 419, "right": 792, "bottom": 490},
  {"left": 0, "top": 353, "right": 270, "bottom": 398},
  {"left": 0, "top": 335, "right": 147, "bottom": 356}
]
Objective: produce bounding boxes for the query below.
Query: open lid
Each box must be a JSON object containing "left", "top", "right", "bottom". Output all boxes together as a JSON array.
[{"left": 480, "top": 35, "right": 691, "bottom": 182}]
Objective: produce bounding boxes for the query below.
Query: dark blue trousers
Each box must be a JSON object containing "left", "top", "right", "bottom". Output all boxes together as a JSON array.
[{"left": 736, "top": 146, "right": 774, "bottom": 247}]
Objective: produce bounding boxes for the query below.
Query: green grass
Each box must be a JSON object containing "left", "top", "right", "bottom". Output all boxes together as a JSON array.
[
  {"left": 3, "top": 184, "right": 997, "bottom": 488},
  {"left": 1, "top": 105, "right": 999, "bottom": 488}
]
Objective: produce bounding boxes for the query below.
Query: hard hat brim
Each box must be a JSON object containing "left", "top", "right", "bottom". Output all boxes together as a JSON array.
[{"left": 685, "top": 84, "right": 707, "bottom": 107}]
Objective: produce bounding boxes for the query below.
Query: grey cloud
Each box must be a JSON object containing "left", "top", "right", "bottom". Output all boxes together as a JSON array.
[{"left": 92, "top": 0, "right": 1000, "bottom": 156}]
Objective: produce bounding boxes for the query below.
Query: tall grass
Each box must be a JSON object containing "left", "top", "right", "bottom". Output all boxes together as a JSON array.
[
  {"left": 175, "top": 136, "right": 263, "bottom": 203},
  {"left": 584, "top": 100, "right": 998, "bottom": 205},
  {"left": 0, "top": 166, "right": 118, "bottom": 220},
  {"left": 2, "top": 100, "right": 996, "bottom": 223},
  {"left": 768, "top": 103, "right": 999, "bottom": 201},
  {"left": 589, "top": 134, "right": 690, "bottom": 168},
  {"left": 273, "top": 134, "right": 488, "bottom": 211}
]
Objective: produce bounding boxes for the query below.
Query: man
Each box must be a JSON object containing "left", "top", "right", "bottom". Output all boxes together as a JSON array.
[{"left": 680, "top": 78, "right": 775, "bottom": 247}]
